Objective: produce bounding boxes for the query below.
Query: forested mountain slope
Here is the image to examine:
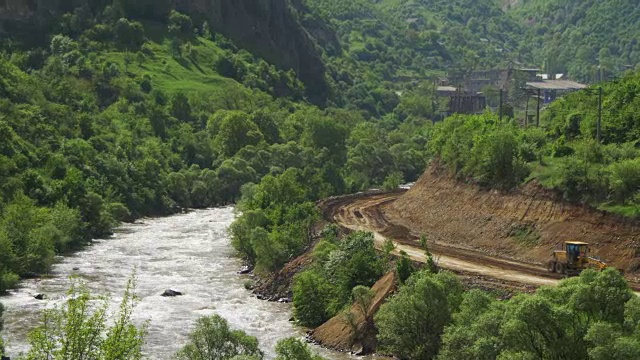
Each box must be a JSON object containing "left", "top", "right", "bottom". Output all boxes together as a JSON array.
[
  {"left": 297, "top": 0, "right": 529, "bottom": 113},
  {"left": 510, "top": 0, "right": 640, "bottom": 82},
  {"left": 0, "top": 0, "right": 433, "bottom": 293},
  {"left": 0, "top": 0, "right": 329, "bottom": 104}
]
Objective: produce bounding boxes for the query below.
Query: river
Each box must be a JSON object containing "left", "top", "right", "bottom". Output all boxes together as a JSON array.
[{"left": 1, "top": 207, "right": 370, "bottom": 359}]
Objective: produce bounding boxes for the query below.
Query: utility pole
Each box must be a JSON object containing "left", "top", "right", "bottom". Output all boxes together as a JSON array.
[
  {"left": 597, "top": 86, "right": 603, "bottom": 143},
  {"left": 499, "top": 89, "right": 503, "bottom": 124},
  {"left": 536, "top": 88, "right": 541, "bottom": 127},
  {"left": 524, "top": 93, "right": 529, "bottom": 128}
]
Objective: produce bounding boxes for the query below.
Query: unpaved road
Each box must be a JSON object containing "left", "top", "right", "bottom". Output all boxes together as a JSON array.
[{"left": 321, "top": 191, "right": 594, "bottom": 289}]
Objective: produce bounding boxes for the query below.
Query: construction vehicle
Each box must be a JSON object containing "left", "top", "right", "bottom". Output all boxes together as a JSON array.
[{"left": 547, "top": 241, "right": 609, "bottom": 276}]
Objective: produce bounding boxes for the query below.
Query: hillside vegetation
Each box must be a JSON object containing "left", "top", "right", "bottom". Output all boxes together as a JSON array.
[
  {"left": 511, "top": 0, "right": 640, "bottom": 82},
  {"left": 0, "top": 1, "right": 433, "bottom": 293},
  {"left": 428, "top": 71, "right": 640, "bottom": 216},
  {"left": 0, "top": 0, "right": 639, "bottom": 359}
]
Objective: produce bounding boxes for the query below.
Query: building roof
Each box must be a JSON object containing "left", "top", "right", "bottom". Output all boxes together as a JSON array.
[{"left": 526, "top": 80, "right": 587, "bottom": 90}]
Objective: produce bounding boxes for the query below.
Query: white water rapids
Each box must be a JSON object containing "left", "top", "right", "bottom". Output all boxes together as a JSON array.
[{"left": 1, "top": 207, "right": 372, "bottom": 359}]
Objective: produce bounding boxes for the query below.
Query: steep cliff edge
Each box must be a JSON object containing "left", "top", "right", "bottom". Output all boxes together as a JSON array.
[{"left": 0, "top": 0, "right": 328, "bottom": 104}]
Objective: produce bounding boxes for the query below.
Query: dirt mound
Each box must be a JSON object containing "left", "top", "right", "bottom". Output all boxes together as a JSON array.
[
  {"left": 385, "top": 166, "right": 640, "bottom": 275},
  {"left": 309, "top": 271, "right": 398, "bottom": 354}
]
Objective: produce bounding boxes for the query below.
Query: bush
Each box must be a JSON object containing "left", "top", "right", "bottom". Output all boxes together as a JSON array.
[
  {"left": 25, "top": 277, "right": 146, "bottom": 359},
  {"left": 114, "top": 18, "right": 145, "bottom": 50},
  {"left": 275, "top": 338, "right": 326, "bottom": 360},
  {"left": 382, "top": 171, "right": 404, "bottom": 190},
  {"left": 176, "top": 314, "right": 263, "bottom": 360},
  {"left": 375, "top": 270, "right": 464, "bottom": 359},
  {"left": 293, "top": 270, "right": 332, "bottom": 327},
  {"left": 607, "top": 158, "right": 640, "bottom": 204}
]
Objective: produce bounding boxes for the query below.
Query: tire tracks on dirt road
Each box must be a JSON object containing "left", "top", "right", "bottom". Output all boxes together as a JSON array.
[{"left": 320, "top": 191, "right": 573, "bottom": 288}]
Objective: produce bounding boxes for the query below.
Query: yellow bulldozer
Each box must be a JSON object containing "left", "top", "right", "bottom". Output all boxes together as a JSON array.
[{"left": 547, "top": 241, "right": 609, "bottom": 276}]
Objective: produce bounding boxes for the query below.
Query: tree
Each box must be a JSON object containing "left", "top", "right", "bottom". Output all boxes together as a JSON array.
[
  {"left": 440, "top": 268, "right": 636, "bottom": 360},
  {"left": 171, "top": 92, "right": 194, "bottom": 124},
  {"left": 382, "top": 238, "right": 396, "bottom": 267},
  {"left": 275, "top": 338, "right": 326, "bottom": 360},
  {"left": 439, "top": 290, "right": 505, "bottom": 360},
  {"left": 114, "top": 18, "right": 145, "bottom": 50},
  {"left": 395, "top": 250, "right": 414, "bottom": 284},
  {"left": 352, "top": 285, "right": 375, "bottom": 322},
  {"left": 293, "top": 270, "right": 332, "bottom": 327},
  {"left": 214, "top": 111, "right": 263, "bottom": 157},
  {"left": 176, "top": 314, "right": 263, "bottom": 360},
  {"left": 25, "top": 277, "right": 146, "bottom": 360},
  {"left": 168, "top": 11, "right": 194, "bottom": 39},
  {"left": 420, "top": 235, "right": 439, "bottom": 274},
  {"left": 375, "top": 270, "right": 463, "bottom": 359},
  {"left": 50, "top": 34, "right": 75, "bottom": 56}
]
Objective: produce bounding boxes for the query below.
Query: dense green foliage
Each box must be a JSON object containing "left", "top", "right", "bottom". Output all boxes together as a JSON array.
[
  {"left": 274, "top": 338, "right": 326, "bottom": 360},
  {"left": 512, "top": 0, "right": 640, "bottom": 82},
  {"left": 176, "top": 317, "right": 327, "bottom": 360},
  {"left": 298, "top": 0, "right": 527, "bottom": 121},
  {"left": 375, "top": 270, "right": 464, "bottom": 359},
  {"left": 373, "top": 268, "right": 640, "bottom": 360},
  {"left": 0, "top": 1, "right": 432, "bottom": 291},
  {"left": 22, "top": 277, "right": 146, "bottom": 360},
  {"left": 439, "top": 268, "right": 635, "bottom": 360},
  {"left": 429, "top": 113, "right": 535, "bottom": 189},
  {"left": 176, "top": 315, "right": 263, "bottom": 360},
  {"left": 302, "top": 0, "right": 639, "bottom": 99},
  {"left": 428, "top": 71, "right": 640, "bottom": 215},
  {"left": 292, "top": 231, "right": 384, "bottom": 327}
]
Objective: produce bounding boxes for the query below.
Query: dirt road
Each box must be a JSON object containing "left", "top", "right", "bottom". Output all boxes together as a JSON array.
[{"left": 321, "top": 191, "right": 572, "bottom": 288}]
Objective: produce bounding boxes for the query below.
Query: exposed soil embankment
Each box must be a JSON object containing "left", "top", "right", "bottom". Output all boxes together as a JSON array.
[
  {"left": 309, "top": 271, "right": 398, "bottom": 354},
  {"left": 252, "top": 252, "right": 314, "bottom": 301},
  {"left": 385, "top": 167, "right": 640, "bottom": 275}
]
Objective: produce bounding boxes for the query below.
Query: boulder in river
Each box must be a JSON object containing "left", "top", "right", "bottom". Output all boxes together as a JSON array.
[
  {"left": 34, "top": 293, "right": 46, "bottom": 300},
  {"left": 161, "top": 289, "right": 183, "bottom": 297},
  {"left": 72, "top": 267, "right": 80, "bottom": 271},
  {"left": 277, "top": 297, "right": 291, "bottom": 303},
  {"left": 237, "top": 266, "right": 252, "bottom": 275}
]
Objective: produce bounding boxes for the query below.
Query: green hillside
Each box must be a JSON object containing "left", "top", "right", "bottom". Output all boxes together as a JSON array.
[
  {"left": 1, "top": 0, "right": 640, "bottom": 359},
  {"left": 0, "top": 4, "right": 431, "bottom": 295},
  {"left": 510, "top": 0, "right": 640, "bottom": 82}
]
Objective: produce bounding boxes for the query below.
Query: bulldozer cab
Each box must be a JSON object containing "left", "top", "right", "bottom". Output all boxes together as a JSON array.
[{"left": 565, "top": 241, "right": 589, "bottom": 265}]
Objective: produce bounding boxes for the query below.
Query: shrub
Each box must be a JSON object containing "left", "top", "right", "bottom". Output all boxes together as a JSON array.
[
  {"left": 26, "top": 277, "right": 146, "bottom": 359},
  {"left": 176, "top": 314, "right": 263, "bottom": 360},
  {"left": 293, "top": 270, "right": 332, "bottom": 327},
  {"left": 114, "top": 18, "right": 145, "bottom": 50},
  {"left": 607, "top": 158, "right": 640, "bottom": 204},
  {"left": 275, "top": 338, "right": 326, "bottom": 360},
  {"left": 375, "top": 270, "right": 463, "bottom": 359}
]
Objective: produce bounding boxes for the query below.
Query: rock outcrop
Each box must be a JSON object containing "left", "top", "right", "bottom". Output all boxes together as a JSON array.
[{"left": 176, "top": 0, "right": 328, "bottom": 104}]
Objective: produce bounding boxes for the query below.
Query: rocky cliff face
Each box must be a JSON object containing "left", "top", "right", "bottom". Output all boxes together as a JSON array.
[
  {"left": 0, "top": 0, "right": 328, "bottom": 104},
  {"left": 176, "top": 0, "right": 328, "bottom": 104}
]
